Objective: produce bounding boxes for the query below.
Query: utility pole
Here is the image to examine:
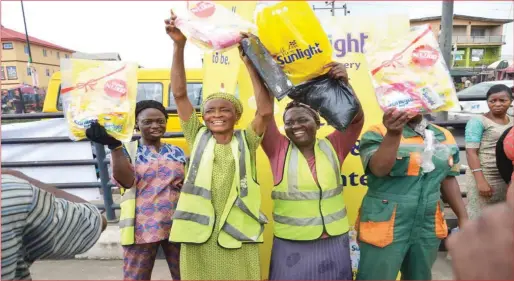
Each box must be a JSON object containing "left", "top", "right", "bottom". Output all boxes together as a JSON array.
[
  {"left": 21, "top": 0, "right": 37, "bottom": 87},
  {"left": 435, "top": 0, "right": 454, "bottom": 122},
  {"left": 312, "top": 1, "right": 350, "bottom": 16}
]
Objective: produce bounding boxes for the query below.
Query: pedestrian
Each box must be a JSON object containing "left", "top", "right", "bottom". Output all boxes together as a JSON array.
[
  {"left": 85, "top": 100, "right": 185, "bottom": 280},
  {"left": 1, "top": 169, "right": 107, "bottom": 281},
  {"left": 464, "top": 84, "right": 513, "bottom": 219},
  {"left": 166, "top": 10, "right": 274, "bottom": 281},
  {"left": 356, "top": 110, "right": 468, "bottom": 280},
  {"left": 260, "top": 62, "right": 364, "bottom": 280}
]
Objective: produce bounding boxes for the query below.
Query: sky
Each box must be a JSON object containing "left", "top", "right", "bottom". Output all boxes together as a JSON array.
[{"left": 1, "top": 1, "right": 513, "bottom": 69}]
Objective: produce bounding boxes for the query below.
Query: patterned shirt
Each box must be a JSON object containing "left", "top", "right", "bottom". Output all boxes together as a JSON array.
[
  {"left": 1, "top": 174, "right": 103, "bottom": 281},
  {"left": 112, "top": 143, "right": 186, "bottom": 244}
]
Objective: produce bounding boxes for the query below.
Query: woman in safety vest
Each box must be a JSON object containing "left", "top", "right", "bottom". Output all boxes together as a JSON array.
[
  {"left": 166, "top": 11, "right": 274, "bottom": 280},
  {"left": 261, "top": 63, "right": 364, "bottom": 280},
  {"left": 85, "top": 100, "right": 185, "bottom": 280},
  {"left": 356, "top": 109, "right": 469, "bottom": 280}
]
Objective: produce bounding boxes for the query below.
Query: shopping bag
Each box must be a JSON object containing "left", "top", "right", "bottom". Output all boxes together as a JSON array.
[
  {"left": 288, "top": 74, "right": 360, "bottom": 132},
  {"left": 175, "top": 1, "right": 257, "bottom": 51},
  {"left": 60, "top": 59, "right": 138, "bottom": 142},
  {"left": 365, "top": 25, "right": 459, "bottom": 114},
  {"left": 240, "top": 36, "right": 294, "bottom": 100},
  {"left": 256, "top": 1, "right": 332, "bottom": 85}
]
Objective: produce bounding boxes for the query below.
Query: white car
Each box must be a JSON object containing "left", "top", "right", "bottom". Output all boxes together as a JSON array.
[{"left": 457, "top": 80, "right": 514, "bottom": 116}]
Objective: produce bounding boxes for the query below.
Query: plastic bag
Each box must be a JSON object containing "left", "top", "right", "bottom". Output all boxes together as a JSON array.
[
  {"left": 288, "top": 75, "right": 360, "bottom": 132},
  {"left": 60, "top": 59, "right": 138, "bottom": 142},
  {"left": 418, "top": 128, "right": 452, "bottom": 173},
  {"left": 174, "top": 1, "right": 256, "bottom": 51},
  {"left": 256, "top": 1, "right": 332, "bottom": 85},
  {"left": 366, "top": 25, "right": 459, "bottom": 114},
  {"left": 240, "top": 36, "right": 294, "bottom": 101}
]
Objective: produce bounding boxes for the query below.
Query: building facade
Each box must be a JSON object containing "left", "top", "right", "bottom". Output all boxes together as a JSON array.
[
  {"left": 1, "top": 25, "right": 74, "bottom": 90},
  {"left": 410, "top": 15, "right": 513, "bottom": 69}
]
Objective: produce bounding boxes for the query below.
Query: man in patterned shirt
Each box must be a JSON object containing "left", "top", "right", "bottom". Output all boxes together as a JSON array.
[{"left": 1, "top": 169, "right": 107, "bottom": 280}]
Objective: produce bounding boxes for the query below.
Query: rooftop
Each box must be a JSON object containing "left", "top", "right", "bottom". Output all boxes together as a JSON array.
[
  {"left": 1, "top": 25, "right": 74, "bottom": 52},
  {"left": 72, "top": 52, "right": 122, "bottom": 61},
  {"left": 410, "top": 14, "right": 513, "bottom": 24}
]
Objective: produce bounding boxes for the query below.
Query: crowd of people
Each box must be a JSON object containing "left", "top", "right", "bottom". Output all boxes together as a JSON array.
[{"left": 2, "top": 11, "right": 514, "bottom": 281}]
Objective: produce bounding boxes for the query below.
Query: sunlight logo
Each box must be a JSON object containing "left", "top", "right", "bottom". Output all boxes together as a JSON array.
[{"left": 275, "top": 40, "right": 324, "bottom": 65}]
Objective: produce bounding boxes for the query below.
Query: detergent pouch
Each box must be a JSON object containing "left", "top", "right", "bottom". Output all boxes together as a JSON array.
[
  {"left": 256, "top": 1, "right": 333, "bottom": 85},
  {"left": 240, "top": 36, "right": 294, "bottom": 101},
  {"left": 60, "top": 59, "right": 138, "bottom": 143},
  {"left": 288, "top": 75, "right": 360, "bottom": 132},
  {"left": 174, "top": 1, "right": 256, "bottom": 52},
  {"left": 366, "top": 25, "right": 459, "bottom": 114}
]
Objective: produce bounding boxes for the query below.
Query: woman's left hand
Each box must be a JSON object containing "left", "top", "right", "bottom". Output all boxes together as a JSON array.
[{"left": 324, "top": 62, "right": 349, "bottom": 84}]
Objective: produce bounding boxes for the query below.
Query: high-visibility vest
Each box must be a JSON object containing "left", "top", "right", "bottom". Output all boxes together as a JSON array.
[
  {"left": 272, "top": 139, "right": 349, "bottom": 240},
  {"left": 118, "top": 140, "right": 138, "bottom": 246},
  {"left": 169, "top": 127, "right": 268, "bottom": 249}
]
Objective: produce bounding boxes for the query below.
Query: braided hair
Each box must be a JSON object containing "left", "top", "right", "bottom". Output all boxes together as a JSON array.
[
  {"left": 283, "top": 100, "right": 321, "bottom": 126},
  {"left": 135, "top": 100, "right": 168, "bottom": 122}
]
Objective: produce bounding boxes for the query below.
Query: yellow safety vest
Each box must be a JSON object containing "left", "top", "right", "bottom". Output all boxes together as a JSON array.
[
  {"left": 118, "top": 140, "right": 138, "bottom": 246},
  {"left": 272, "top": 139, "right": 349, "bottom": 241},
  {"left": 169, "top": 127, "right": 268, "bottom": 249}
]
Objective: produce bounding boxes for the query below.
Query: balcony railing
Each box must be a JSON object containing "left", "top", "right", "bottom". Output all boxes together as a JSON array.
[{"left": 452, "top": 35, "right": 506, "bottom": 44}]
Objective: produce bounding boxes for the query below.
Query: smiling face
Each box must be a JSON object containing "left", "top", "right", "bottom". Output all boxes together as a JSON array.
[
  {"left": 487, "top": 91, "right": 512, "bottom": 116},
  {"left": 284, "top": 107, "right": 319, "bottom": 148},
  {"left": 203, "top": 98, "right": 238, "bottom": 134},
  {"left": 136, "top": 108, "right": 167, "bottom": 141}
]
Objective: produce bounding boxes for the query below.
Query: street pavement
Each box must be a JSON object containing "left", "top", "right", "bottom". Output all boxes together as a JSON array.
[{"left": 30, "top": 253, "right": 454, "bottom": 280}]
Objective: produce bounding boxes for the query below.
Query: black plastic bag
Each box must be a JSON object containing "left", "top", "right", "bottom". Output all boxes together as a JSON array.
[
  {"left": 288, "top": 74, "right": 360, "bottom": 132},
  {"left": 496, "top": 126, "right": 513, "bottom": 184},
  {"left": 240, "top": 36, "right": 293, "bottom": 101}
]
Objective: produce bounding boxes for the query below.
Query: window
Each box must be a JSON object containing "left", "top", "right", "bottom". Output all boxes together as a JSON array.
[
  {"left": 2, "top": 42, "right": 13, "bottom": 50},
  {"left": 6, "top": 66, "right": 17, "bottom": 80},
  {"left": 471, "top": 27, "right": 486, "bottom": 37},
  {"left": 1, "top": 67, "right": 5, "bottom": 80},
  {"left": 43, "top": 49, "right": 47, "bottom": 56},
  {"left": 27, "top": 67, "right": 32, "bottom": 76},
  {"left": 64, "top": 54, "right": 69, "bottom": 59},
  {"left": 46, "top": 69, "right": 50, "bottom": 77},
  {"left": 168, "top": 82, "right": 203, "bottom": 108},
  {"left": 57, "top": 52, "right": 60, "bottom": 59},
  {"left": 24, "top": 45, "right": 29, "bottom": 54},
  {"left": 137, "top": 83, "right": 163, "bottom": 103},
  {"left": 57, "top": 85, "right": 63, "bottom": 110}
]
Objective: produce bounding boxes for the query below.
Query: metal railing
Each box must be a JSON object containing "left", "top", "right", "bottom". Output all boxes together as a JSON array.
[
  {"left": 2, "top": 112, "right": 470, "bottom": 221},
  {"left": 452, "top": 35, "right": 505, "bottom": 44}
]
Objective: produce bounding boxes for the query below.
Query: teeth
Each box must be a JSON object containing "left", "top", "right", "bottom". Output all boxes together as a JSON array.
[
  {"left": 212, "top": 121, "right": 225, "bottom": 125},
  {"left": 293, "top": 131, "right": 305, "bottom": 136}
]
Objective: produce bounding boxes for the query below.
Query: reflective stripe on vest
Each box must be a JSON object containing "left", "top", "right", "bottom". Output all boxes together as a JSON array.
[{"left": 118, "top": 141, "right": 138, "bottom": 246}]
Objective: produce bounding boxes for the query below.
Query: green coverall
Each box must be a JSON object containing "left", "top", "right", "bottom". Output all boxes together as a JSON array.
[{"left": 356, "top": 123, "right": 461, "bottom": 280}]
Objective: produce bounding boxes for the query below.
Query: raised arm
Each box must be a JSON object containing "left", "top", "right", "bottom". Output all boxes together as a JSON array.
[
  {"left": 240, "top": 34, "right": 274, "bottom": 137},
  {"left": 367, "top": 109, "right": 410, "bottom": 177},
  {"left": 166, "top": 10, "right": 194, "bottom": 121}
]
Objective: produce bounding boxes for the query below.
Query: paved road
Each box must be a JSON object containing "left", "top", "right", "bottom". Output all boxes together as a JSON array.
[{"left": 30, "top": 253, "right": 454, "bottom": 280}]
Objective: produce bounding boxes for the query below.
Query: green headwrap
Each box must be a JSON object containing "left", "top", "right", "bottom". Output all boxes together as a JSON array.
[{"left": 201, "top": 92, "right": 244, "bottom": 117}]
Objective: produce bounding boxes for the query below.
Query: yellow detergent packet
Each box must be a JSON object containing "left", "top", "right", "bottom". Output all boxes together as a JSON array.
[
  {"left": 365, "top": 25, "right": 459, "bottom": 114},
  {"left": 60, "top": 59, "right": 138, "bottom": 142},
  {"left": 256, "top": 1, "right": 333, "bottom": 85}
]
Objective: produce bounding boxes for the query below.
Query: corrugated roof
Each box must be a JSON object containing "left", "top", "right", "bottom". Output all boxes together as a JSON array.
[
  {"left": 1, "top": 25, "right": 74, "bottom": 52},
  {"left": 410, "top": 14, "right": 513, "bottom": 24}
]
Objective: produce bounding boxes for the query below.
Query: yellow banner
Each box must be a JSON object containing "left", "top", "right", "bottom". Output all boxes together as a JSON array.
[{"left": 201, "top": 1, "right": 258, "bottom": 97}]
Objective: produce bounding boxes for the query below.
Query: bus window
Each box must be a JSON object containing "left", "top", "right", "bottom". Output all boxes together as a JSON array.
[
  {"left": 168, "top": 82, "right": 203, "bottom": 108},
  {"left": 137, "top": 82, "right": 163, "bottom": 103}
]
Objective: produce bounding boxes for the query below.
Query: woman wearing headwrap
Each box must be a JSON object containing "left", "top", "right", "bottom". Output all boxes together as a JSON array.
[
  {"left": 261, "top": 63, "right": 364, "bottom": 280},
  {"left": 85, "top": 100, "right": 185, "bottom": 280},
  {"left": 165, "top": 11, "right": 273, "bottom": 280}
]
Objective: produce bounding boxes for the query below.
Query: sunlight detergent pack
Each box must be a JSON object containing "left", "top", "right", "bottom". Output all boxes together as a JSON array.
[
  {"left": 366, "top": 25, "right": 459, "bottom": 114},
  {"left": 60, "top": 59, "right": 138, "bottom": 142},
  {"left": 256, "top": 1, "right": 333, "bottom": 85},
  {"left": 175, "top": 1, "right": 256, "bottom": 51}
]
